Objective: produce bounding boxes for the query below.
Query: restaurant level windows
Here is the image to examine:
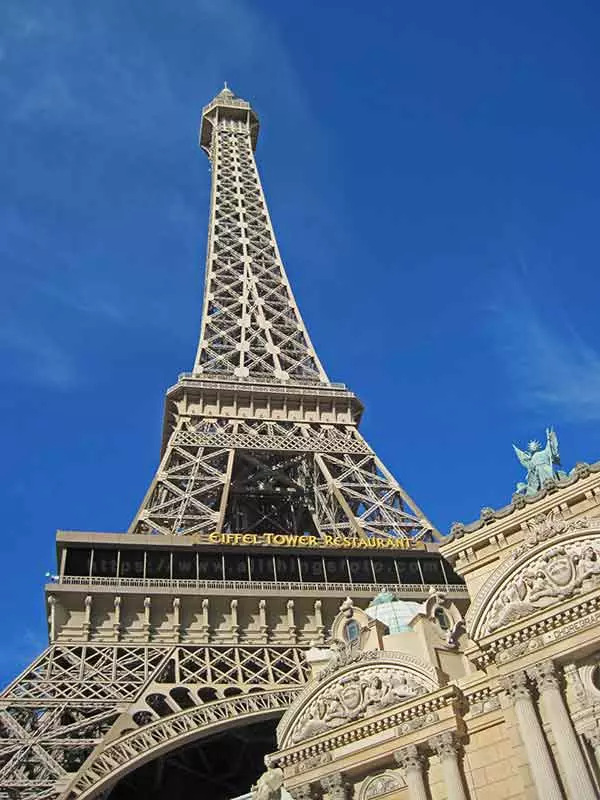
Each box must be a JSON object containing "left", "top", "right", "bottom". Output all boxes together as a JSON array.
[
  {"left": 299, "top": 556, "right": 325, "bottom": 583},
  {"left": 249, "top": 555, "right": 275, "bottom": 581},
  {"left": 347, "top": 557, "right": 373, "bottom": 583},
  {"left": 173, "top": 552, "right": 196, "bottom": 579},
  {"left": 197, "top": 553, "right": 224, "bottom": 580},
  {"left": 146, "top": 551, "right": 171, "bottom": 579},
  {"left": 92, "top": 549, "right": 118, "bottom": 577},
  {"left": 395, "top": 558, "right": 423, "bottom": 584},
  {"left": 274, "top": 555, "right": 300, "bottom": 582},
  {"left": 371, "top": 558, "right": 397, "bottom": 584},
  {"left": 419, "top": 558, "right": 445, "bottom": 584},
  {"left": 324, "top": 557, "right": 349, "bottom": 583},
  {"left": 64, "top": 548, "right": 92, "bottom": 577},
  {"left": 224, "top": 554, "right": 249, "bottom": 581},
  {"left": 119, "top": 550, "right": 144, "bottom": 578}
]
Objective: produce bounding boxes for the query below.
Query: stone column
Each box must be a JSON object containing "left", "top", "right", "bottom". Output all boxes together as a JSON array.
[
  {"left": 429, "top": 732, "right": 468, "bottom": 800},
  {"left": 528, "top": 661, "right": 596, "bottom": 800},
  {"left": 583, "top": 727, "right": 600, "bottom": 772},
  {"left": 394, "top": 745, "right": 428, "bottom": 800},
  {"left": 500, "top": 670, "right": 563, "bottom": 800},
  {"left": 320, "top": 773, "right": 350, "bottom": 800}
]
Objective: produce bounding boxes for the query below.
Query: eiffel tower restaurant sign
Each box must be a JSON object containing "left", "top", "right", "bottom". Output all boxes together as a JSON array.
[{"left": 205, "top": 532, "right": 419, "bottom": 549}]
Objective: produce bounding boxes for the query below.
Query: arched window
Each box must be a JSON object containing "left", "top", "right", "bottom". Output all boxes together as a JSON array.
[
  {"left": 434, "top": 607, "right": 451, "bottom": 631},
  {"left": 343, "top": 619, "right": 361, "bottom": 643}
]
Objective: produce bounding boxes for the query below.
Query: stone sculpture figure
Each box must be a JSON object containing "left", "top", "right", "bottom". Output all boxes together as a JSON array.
[
  {"left": 251, "top": 767, "right": 285, "bottom": 800},
  {"left": 513, "top": 427, "right": 567, "bottom": 495}
]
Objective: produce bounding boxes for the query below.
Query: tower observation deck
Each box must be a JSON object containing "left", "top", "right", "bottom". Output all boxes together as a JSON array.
[{"left": 0, "top": 87, "right": 462, "bottom": 800}]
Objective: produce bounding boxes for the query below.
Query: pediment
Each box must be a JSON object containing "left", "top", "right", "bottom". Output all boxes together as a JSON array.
[
  {"left": 276, "top": 650, "right": 438, "bottom": 748},
  {"left": 466, "top": 511, "right": 600, "bottom": 641}
]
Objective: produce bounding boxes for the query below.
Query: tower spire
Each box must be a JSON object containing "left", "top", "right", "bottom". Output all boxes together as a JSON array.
[
  {"left": 196, "top": 88, "right": 326, "bottom": 383},
  {"left": 127, "top": 88, "right": 438, "bottom": 543}
]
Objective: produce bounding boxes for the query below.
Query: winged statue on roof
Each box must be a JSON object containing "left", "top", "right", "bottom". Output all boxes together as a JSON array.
[{"left": 513, "top": 427, "right": 570, "bottom": 496}]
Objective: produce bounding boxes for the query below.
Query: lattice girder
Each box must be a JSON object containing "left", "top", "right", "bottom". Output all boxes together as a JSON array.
[
  {"left": 131, "top": 415, "right": 433, "bottom": 540},
  {"left": 0, "top": 642, "right": 310, "bottom": 800}
]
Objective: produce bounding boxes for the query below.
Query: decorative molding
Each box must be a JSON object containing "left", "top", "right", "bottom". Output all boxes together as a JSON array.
[
  {"left": 394, "top": 744, "right": 424, "bottom": 775},
  {"left": 359, "top": 771, "right": 406, "bottom": 799},
  {"left": 320, "top": 772, "right": 351, "bottom": 800},
  {"left": 277, "top": 652, "right": 438, "bottom": 748},
  {"left": 271, "top": 688, "right": 456, "bottom": 769},
  {"left": 287, "top": 666, "right": 426, "bottom": 744},
  {"left": 429, "top": 730, "right": 460, "bottom": 761},
  {"left": 466, "top": 515, "right": 600, "bottom": 640},
  {"left": 498, "top": 671, "right": 530, "bottom": 702},
  {"left": 446, "top": 462, "right": 600, "bottom": 541}
]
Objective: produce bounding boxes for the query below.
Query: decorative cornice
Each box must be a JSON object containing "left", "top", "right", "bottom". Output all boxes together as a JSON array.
[
  {"left": 470, "top": 590, "right": 600, "bottom": 669},
  {"left": 270, "top": 687, "right": 456, "bottom": 770},
  {"left": 446, "top": 462, "right": 600, "bottom": 542}
]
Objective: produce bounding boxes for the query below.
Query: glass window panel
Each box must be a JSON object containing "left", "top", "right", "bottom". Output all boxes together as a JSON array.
[
  {"left": 275, "top": 555, "right": 300, "bottom": 582},
  {"left": 119, "top": 550, "right": 144, "bottom": 578},
  {"left": 224, "top": 554, "right": 249, "bottom": 580},
  {"left": 441, "top": 558, "right": 464, "bottom": 584},
  {"left": 249, "top": 555, "right": 275, "bottom": 581},
  {"left": 371, "top": 557, "right": 397, "bottom": 584},
  {"left": 420, "top": 558, "right": 445, "bottom": 584},
  {"left": 299, "top": 556, "right": 324, "bottom": 583},
  {"left": 64, "top": 548, "right": 91, "bottom": 576},
  {"left": 395, "top": 558, "right": 422, "bottom": 584},
  {"left": 146, "top": 551, "right": 170, "bottom": 579},
  {"left": 324, "top": 557, "right": 349, "bottom": 583},
  {"left": 173, "top": 552, "right": 196, "bottom": 579},
  {"left": 198, "top": 553, "right": 224, "bottom": 580},
  {"left": 92, "top": 549, "right": 118, "bottom": 577},
  {"left": 347, "top": 557, "right": 373, "bottom": 583}
]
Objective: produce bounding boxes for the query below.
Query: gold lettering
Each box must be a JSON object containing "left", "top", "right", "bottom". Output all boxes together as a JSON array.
[
  {"left": 299, "top": 536, "right": 309, "bottom": 546},
  {"left": 242, "top": 534, "right": 257, "bottom": 545},
  {"left": 208, "top": 532, "right": 222, "bottom": 544},
  {"left": 263, "top": 533, "right": 275, "bottom": 545},
  {"left": 307, "top": 536, "right": 318, "bottom": 547}
]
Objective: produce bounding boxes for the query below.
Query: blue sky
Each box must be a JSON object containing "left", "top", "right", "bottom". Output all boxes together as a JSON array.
[{"left": 1, "top": 0, "right": 600, "bottom": 683}]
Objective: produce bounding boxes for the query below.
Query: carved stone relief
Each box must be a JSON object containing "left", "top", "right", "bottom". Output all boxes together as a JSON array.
[
  {"left": 359, "top": 771, "right": 405, "bottom": 799},
  {"left": 483, "top": 536, "right": 600, "bottom": 634},
  {"left": 289, "top": 667, "right": 426, "bottom": 744}
]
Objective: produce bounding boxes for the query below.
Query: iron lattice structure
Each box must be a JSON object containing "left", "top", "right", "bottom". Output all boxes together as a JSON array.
[
  {"left": 0, "top": 86, "right": 442, "bottom": 800},
  {"left": 130, "top": 85, "right": 437, "bottom": 544}
]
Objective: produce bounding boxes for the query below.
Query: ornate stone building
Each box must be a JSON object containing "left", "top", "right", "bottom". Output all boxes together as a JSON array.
[{"left": 267, "top": 464, "right": 600, "bottom": 800}]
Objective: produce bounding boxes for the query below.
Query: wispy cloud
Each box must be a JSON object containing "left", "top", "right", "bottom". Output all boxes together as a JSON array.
[
  {"left": 0, "top": 628, "right": 46, "bottom": 688},
  {"left": 489, "top": 266, "right": 600, "bottom": 422},
  {"left": 0, "top": 324, "right": 76, "bottom": 389}
]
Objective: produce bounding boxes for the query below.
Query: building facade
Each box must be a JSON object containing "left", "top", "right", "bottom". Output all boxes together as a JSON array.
[{"left": 267, "top": 464, "right": 600, "bottom": 800}]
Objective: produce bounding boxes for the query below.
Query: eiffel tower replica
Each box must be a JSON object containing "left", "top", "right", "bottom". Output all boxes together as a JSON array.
[{"left": 0, "top": 86, "right": 464, "bottom": 800}]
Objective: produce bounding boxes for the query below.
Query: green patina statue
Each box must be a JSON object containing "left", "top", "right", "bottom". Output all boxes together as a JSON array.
[{"left": 513, "top": 427, "right": 570, "bottom": 496}]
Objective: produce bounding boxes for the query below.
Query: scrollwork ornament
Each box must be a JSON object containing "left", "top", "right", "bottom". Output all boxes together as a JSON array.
[
  {"left": 484, "top": 536, "right": 600, "bottom": 633},
  {"left": 429, "top": 731, "right": 459, "bottom": 761},
  {"left": 394, "top": 744, "right": 423, "bottom": 775},
  {"left": 320, "top": 772, "right": 350, "bottom": 800},
  {"left": 527, "top": 660, "right": 559, "bottom": 693},
  {"left": 499, "top": 670, "right": 530, "bottom": 702}
]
